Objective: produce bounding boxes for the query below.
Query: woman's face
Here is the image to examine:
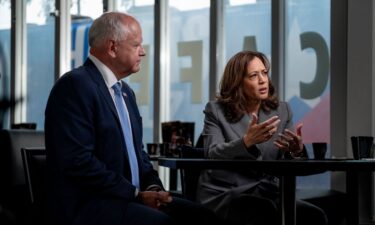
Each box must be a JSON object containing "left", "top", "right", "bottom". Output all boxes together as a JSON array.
[{"left": 242, "top": 57, "right": 269, "bottom": 102}]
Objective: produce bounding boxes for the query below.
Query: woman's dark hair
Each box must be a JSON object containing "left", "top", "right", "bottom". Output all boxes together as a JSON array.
[{"left": 217, "top": 50, "right": 279, "bottom": 123}]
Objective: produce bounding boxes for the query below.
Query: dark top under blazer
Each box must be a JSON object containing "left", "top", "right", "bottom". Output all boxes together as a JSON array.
[
  {"left": 196, "top": 101, "right": 294, "bottom": 217},
  {"left": 45, "top": 59, "right": 162, "bottom": 225}
]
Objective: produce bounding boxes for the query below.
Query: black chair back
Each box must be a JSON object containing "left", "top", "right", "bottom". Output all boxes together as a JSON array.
[
  {"left": 0, "top": 130, "right": 45, "bottom": 187},
  {"left": 21, "top": 147, "right": 46, "bottom": 204},
  {"left": 21, "top": 147, "right": 46, "bottom": 225},
  {"left": 179, "top": 145, "right": 205, "bottom": 201},
  {"left": 0, "top": 130, "right": 44, "bottom": 220}
]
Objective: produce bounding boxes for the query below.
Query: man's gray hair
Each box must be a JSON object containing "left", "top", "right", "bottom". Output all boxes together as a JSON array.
[{"left": 89, "top": 12, "right": 132, "bottom": 48}]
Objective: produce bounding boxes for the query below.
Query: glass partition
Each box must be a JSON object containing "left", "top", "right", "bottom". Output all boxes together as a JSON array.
[
  {"left": 118, "top": 0, "right": 155, "bottom": 144},
  {"left": 166, "top": 0, "right": 210, "bottom": 144},
  {"left": 224, "top": 0, "right": 271, "bottom": 64},
  {"left": 26, "top": 0, "right": 55, "bottom": 130},
  {"left": 0, "top": 0, "right": 11, "bottom": 128},
  {"left": 70, "top": 0, "right": 102, "bottom": 69},
  {"left": 285, "top": 0, "right": 331, "bottom": 188},
  {"left": 70, "top": 0, "right": 103, "bottom": 19}
]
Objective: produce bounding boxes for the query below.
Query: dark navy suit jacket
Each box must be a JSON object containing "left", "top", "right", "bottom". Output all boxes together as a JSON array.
[{"left": 44, "top": 59, "right": 162, "bottom": 225}]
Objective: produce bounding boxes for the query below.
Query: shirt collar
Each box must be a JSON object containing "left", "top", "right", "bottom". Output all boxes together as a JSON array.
[{"left": 88, "top": 54, "right": 119, "bottom": 89}]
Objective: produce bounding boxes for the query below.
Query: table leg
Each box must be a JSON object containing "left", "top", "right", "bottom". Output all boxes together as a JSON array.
[
  {"left": 346, "top": 171, "right": 359, "bottom": 225},
  {"left": 169, "top": 168, "right": 178, "bottom": 190},
  {"left": 280, "top": 175, "right": 296, "bottom": 225}
]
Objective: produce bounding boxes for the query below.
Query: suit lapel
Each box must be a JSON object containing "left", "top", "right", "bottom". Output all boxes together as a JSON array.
[
  {"left": 84, "top": 59, "right": 142, "bottom": 175},
  {"left": 84, "top": 59, "right": 120, "bottom": 124},
  {"left": 84, "top": 59, "right": 132, "bottom": 157}
]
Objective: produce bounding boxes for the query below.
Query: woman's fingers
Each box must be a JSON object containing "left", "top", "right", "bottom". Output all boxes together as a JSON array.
[
  {"left": 274, "top": 139, "right": 289, "bottom": 151},
  {"left": 280, "top": 124, "right": 303, "bottom": 152},
  {"left": 250, "top": 113, "right": 258, "bottom": 126},
  {"left": 245, "top": 115, "right": 281, "bottom": 146},
  {"left": 259, "top": 116, "right": 279, "bottom": 127},
  {"left": 296, "top": 123, "right": 303, "bottom": 136}
]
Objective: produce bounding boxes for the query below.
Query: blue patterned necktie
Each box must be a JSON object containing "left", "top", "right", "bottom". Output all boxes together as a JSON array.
[{"left": 112, "top": 82, "right": 140, "bottom": 189}]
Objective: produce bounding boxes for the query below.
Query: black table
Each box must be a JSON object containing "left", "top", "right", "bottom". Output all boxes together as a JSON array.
[
  {"left": 158, "top": 158, "right": 375, "bottom": 225},
  {"left": 150, "top": 155, "right": 179, "bottom": 190}
]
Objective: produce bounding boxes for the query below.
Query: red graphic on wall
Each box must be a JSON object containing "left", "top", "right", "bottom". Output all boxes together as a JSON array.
[{"left": 298, "top": 93, "right": 330, "bottom": 144}]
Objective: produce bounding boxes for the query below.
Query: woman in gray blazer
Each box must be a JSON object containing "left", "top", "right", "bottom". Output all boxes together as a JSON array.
[{"left": 196, "top": 51, "right": 327, "bottom": 225}]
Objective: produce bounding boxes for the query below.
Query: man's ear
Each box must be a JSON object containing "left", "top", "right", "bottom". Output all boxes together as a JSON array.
[{"left": 108, "top": 40, "right": 117, "bottom": 58}]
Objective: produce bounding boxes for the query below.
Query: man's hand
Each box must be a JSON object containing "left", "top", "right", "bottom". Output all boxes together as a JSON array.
[{"left": 137, "top": 191, "right": 173, "bottom": 209}]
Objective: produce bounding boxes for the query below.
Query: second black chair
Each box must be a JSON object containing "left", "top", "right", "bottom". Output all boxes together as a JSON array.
[{"left": 179, "top": 145, "right": 205, "bottom": 201}]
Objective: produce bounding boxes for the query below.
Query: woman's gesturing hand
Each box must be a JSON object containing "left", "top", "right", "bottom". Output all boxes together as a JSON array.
[
  {"left": 243, "top": 113, "right": 280, "bottom": 148},
  {"left": 274, "top": 123, "right": 303, "bottom": 156}
]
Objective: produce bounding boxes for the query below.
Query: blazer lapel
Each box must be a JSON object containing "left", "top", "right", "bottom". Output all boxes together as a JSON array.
[
  {"left": 258, "top": 108, "right": 278, "bottom": 123},
  {"left": 256, "top": 108, "right": 281, "bottom": 157},
  {"left": 229, "top": 114, "right": 251, "bottom": 138},
  {"left": 229, "top": 108, "right": 279, "bottom": 144}
]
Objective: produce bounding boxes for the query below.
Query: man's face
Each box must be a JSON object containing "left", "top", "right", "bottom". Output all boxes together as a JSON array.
[{"left": 114, "top": 22, "right": 146, "bottom": 78}]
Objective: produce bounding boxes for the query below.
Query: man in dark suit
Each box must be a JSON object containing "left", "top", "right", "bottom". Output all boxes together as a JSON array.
[{"left": 45, "top": 12, "right": 224, "bottom": 225}]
